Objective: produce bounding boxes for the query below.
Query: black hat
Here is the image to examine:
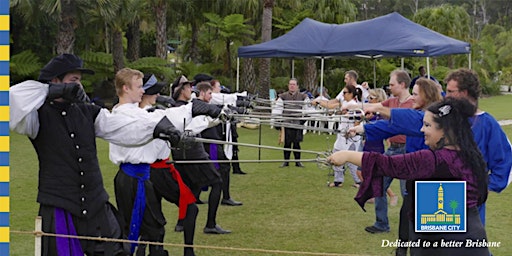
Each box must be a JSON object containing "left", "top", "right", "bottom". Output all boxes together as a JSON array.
[
  {"left": 38, "top": 54, "right": 95, "bottom": 81},
  {"left": 193, "top": 73, "right": 213, "bottom": 83},
  {"left": 142, "top": 74, "right": 166, "bottom": 95},
  {"left": 171, "top": 75, "right": 194, "bottom": 100}
]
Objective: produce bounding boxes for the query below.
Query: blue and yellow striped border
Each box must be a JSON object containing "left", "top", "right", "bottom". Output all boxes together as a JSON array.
[{"left": 0, "top": 1, "right": 9, "bottom": 255}]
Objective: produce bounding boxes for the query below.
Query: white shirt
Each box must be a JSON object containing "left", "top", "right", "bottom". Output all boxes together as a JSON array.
[
  {"left": 10, "top": 80, "right": 155, "bottom": 146},
  {"left": 209, "top": 91, "right": 247, "bottom": 106}
]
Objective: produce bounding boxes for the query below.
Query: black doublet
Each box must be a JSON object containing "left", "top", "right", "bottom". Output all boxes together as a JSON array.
[
  {"left": 171, "top": 99, "right": 220, "bottom": 160},
  {"left": 171, "top": 99, "right": 221, "bottom": 188},
  {"left": 30, "top": 100, "right": 106, "bottom": 219}
]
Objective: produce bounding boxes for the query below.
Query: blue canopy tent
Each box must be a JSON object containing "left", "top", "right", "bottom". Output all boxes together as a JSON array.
[{"left": 236, "top": 12, "right": 471, "bottom": 90}]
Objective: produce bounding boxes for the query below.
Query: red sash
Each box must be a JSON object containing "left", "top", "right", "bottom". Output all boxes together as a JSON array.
[{"left": 151, "top": 159, "right": 196, "bottom": 219}]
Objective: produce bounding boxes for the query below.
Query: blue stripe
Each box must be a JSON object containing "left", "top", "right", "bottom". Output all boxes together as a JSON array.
[
  {"left": 0, "top": 122, "right": 7, "bottom": 136},
  {"left": 0, "top": 91, "right": 7, "bottom": 106},
  {"left": 0, "top": 212, "right": 8, "bottom": 226},
  {"left": 0, "top": 243, "right": 8, "bottom": 255},
  {"left": 0, "top": 2, "right": 8, "bottom": 15},
  {"left": 0, "top": 153, "right": 8, "bottom": 166},
  {"left": 0, "top": 31, "right": 7, "bottom": 45},
  {"left": 0, "top": 62, "right": 7, "bottom": 75},
  {"left": 0, "top": 183, "right": 7, "bottom": 196}
]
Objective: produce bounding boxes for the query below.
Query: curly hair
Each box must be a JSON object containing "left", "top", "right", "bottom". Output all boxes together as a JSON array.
[
  {"left": 427, "top": 97, "right": 488, "bottom": 205},
  {"left": 444, "top": 68, "right": 481, "bottom": 102}
]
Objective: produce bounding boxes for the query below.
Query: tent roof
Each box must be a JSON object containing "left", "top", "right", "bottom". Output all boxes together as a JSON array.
[{"left": 238, "top": 12, "right": 470, "bottom": 58}]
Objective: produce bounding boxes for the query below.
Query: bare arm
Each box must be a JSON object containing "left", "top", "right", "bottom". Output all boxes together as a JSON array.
[
  {"left": 312, "top": 98, "right": 341, "bottom": 109},
  {"left": 327, "top": 150, "right": 363, "bottom": 167}
]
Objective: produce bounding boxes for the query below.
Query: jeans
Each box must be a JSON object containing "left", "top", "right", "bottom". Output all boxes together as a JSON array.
[{"left": 372, "top": 145, "right": 406, "bottom": 231}]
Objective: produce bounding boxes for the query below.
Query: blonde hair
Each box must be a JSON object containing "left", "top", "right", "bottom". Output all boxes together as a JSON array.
[
  {"left": 115, "top": 68, "right": 144, "bottom": 96},
  {"left": 368, "top": 88, "right": 387, "bottom": 102}
]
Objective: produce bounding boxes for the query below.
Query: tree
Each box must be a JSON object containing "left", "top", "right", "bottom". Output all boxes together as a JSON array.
[
  {"left": 272, "top": 0, "right": 357, "bottom": 92},
  {"left": 152, "top": 0, "right": 168, "bottom": 60},
  {"left": 414, "top": 5, "right": 471, "bottom": 68},
  {"left": 258, "top": 0, "right": 274, "bottom": 99},
  {"left": 204, "top": 13, "right": 255, "bottom": 80},
  {"left": 126, "top": 18, "right": 141, "bottom": 61},
  {"left": 92, "top": 0, "right": 146, "bottom": 72},
  {"left": 449, "top": 200, "right": 458, "bottom": 221}
]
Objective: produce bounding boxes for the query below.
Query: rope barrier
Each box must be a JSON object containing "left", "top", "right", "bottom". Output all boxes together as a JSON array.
[{"left": 11, "top": 229, "right": 372, "bottom": 256}]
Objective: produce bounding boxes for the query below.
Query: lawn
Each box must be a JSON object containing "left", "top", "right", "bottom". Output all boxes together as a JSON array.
[{"left": 9, "top": 95, "right": 512, "bottom": 256}]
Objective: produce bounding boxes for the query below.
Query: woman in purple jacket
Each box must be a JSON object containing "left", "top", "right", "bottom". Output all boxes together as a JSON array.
[{"left": 328, "top": 97, "right": 489, "bottom": 256}]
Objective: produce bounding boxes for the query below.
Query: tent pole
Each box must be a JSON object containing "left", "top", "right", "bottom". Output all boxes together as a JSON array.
[
  {"left": 291, "top": 59, "right": 295, "bottom": 78},
  {"left": 426, "top": 57, "right": 430, "bottom": 78},
  {"left": 320, "top": 57, "right": 325, "bottom": 93},
  {"left": 373, "top": 58, "right": 377, "bottom": 88},
  {"left": 468, "top": 53, "right": 472, "bottom": 69},
  {"left": 236, "top": 57, "right": 240, "bottom": 92}
]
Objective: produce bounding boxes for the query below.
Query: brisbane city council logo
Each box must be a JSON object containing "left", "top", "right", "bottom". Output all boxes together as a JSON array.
[{"left": 415, "top": 181, "right": 466, "bottom": 233}]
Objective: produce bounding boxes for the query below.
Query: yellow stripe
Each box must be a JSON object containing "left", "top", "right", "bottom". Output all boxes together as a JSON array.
[
  {"left": 0, "top": 76, "right": 8, "bottom": 91},
  {"left": 0, "top": 227, "right": 8, "bottom": 242},
  {"left": 0, "top": 137, "right": 7, "bottom": 152},
  {"left": 0, "top": 46, "right": 8, "bottom": 61},
  {"left": 0, "top": 167, "right": 8, "bottom": 182},
  {"left": 0, "top": 16, "right": 9, "bottom": 31},
  {"left": 0, "top": 197, "right": 8, "bottom": 212},
  {"left": 0, "top": 106, "right": 7, "bottom": 121}
]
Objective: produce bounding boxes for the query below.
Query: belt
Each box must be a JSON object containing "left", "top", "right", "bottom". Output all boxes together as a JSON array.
[{"left": 389, "top": 142, "right": 406, "bottom": 148}]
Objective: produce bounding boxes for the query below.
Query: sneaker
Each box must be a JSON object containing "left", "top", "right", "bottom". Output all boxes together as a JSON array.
[
  {"left": 279, "top": 162, "right": 289, "bottom": 168},
  {"left": 364, "top": 225, "right": 389, "bottom": 234},
  {"left": 390, "top": 195, "right": 399, "bottom": 206},
  {"left": 352, "top": 183, "right": 360, "bottom": 189}
]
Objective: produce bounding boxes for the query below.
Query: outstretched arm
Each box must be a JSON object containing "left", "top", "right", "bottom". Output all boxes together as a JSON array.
[
  {"left": 327, "top": 150, "right": 363, "bottom": 167},
  {"left": 312, "top": 98, "right": 341, "bottom": 109}
]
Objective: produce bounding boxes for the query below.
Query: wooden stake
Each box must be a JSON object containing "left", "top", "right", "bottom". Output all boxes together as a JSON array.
[{"left": 34, "top": 216, "right": 42, "bottom": 256}]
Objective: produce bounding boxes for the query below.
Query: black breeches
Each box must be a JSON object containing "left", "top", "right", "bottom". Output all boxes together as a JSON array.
[
  {"left": 192, "top": 181, "right": 221, "bottom": 228},
  {"left": 219, "top": 163, "right": 231, "bottom": 199},
  {"left": 39, "top": 204, "right": 128, "bottom": 256}
]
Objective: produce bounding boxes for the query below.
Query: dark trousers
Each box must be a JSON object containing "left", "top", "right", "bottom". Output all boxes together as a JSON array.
[
  {"left": 231, "top": 146, "right": 242, "bottom": 172},
  {"left": 191, "top": 182, "right": 222, "bottom": 228},
  {"left": 283, "top": 128, "right": 302, "bottom": 161},
  {"left": 398, "top": 194, "right": 411, "bottom": 249},
  {"left": 150, "top": 167, "right": 198, "bottom": 256},
  {"left": 39, "top": 203, "right": 129, "bottom": 256},
  {"left": 114, "top": 169, "right": 167, "bottom": 256},
  {"left": 219, "top": 162, "right": 232, "bottom": 199}
]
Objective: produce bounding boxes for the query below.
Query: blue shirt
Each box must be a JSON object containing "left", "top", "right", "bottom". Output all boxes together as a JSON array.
[
  {"left": 364, "top": 109, "right": 428, "bottom": 153},
  {"left": 374, "top": 108, "right": 512, "bottom": 193}
]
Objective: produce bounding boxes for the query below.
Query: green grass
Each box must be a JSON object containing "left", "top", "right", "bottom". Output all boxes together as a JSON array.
[
  {"left": 9, "top": 96, "right": 512, "bottom": 255},
  {"left": 479, "top": 94, "right": 512, "bottom": 120}
]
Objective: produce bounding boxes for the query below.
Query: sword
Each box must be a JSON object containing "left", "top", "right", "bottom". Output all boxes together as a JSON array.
[
  {"left": 169, "top": 154, "right": 332, "bottom": 170},
  {"left": 185, "top": 136, "right": 325, "bottom": 155}
]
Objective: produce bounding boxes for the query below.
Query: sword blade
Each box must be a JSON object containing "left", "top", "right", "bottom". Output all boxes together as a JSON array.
[
  {"left": 171, "top": 158, "right": 324, "bottom": 164},
  {"left": 187, "top": 137, "right": 324, "bottom": 155}
]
